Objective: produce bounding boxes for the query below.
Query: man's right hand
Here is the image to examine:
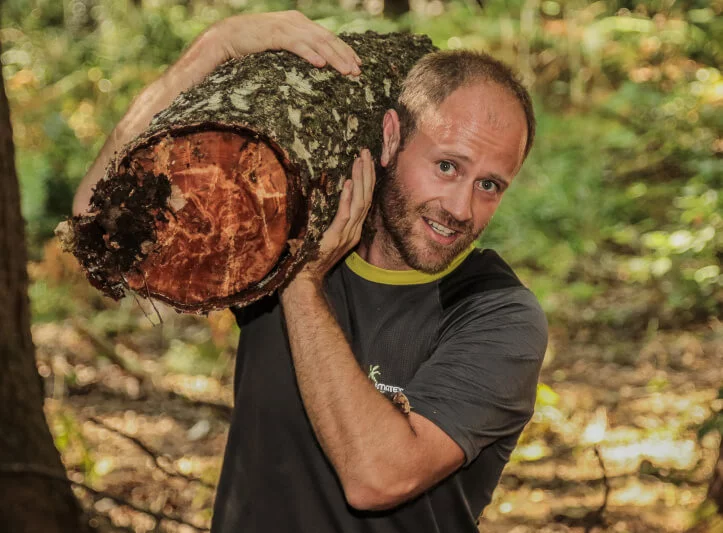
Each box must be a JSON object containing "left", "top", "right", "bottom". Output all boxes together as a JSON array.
[{"left": 72, "top": 10, "right": 361, "bottom": 215}]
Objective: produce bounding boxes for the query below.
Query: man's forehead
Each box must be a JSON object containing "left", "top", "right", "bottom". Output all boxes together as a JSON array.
[
  {"left": 407, "top": 83, "right": 528, "bottom": 176},
  {"left": 417, "top": 83, "right": 523, "bottom": 134}
]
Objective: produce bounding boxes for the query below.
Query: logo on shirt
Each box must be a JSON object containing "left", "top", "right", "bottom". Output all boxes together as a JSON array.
[{"left": 367, "top": 364, "right": 404, "bottom": 395}]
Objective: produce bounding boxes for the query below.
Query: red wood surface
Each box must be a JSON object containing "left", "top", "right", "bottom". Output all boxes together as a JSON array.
[{"left": 124, "top": 130, "right": 289, "bottom": 305}]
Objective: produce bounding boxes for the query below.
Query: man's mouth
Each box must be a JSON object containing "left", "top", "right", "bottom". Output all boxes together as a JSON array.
[{"left": 423, "top": 217, "right": 458, "bottom": 238}]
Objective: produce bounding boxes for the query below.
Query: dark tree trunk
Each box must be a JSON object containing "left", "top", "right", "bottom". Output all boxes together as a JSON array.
[
  {"left": 59, "top": 31, "right": 435, "bottom": 314},
  {"left": 711, "top": 440, "right": 723, "bottom": 514},
  {"left": 0, "top": 27, "right": 91, "bottom": 533},
  {"left": 384, "top": 0, "right": 411, "bottom": 18}
]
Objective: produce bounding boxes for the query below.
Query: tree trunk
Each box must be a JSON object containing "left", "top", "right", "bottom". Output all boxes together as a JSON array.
[
  {"left": 384, "top": 0, "right": 411, "bottom": 18},
  {"left": 711, "top": 440, "right": 723, "bottom": 514},
  {"left": 0, "top": 28, "right": 91, "bottom": 533},
  {"left": 59, "top": 31, "right": 435, "bottom": 314}
]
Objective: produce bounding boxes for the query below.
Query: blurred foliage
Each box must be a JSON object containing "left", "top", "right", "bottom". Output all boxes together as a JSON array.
[
  {"left": 1, "top": 0, "right": 721, "bottom": 330},
  {"left": 51, "top": 406, "right": 96, "bottom": 479},
  {"left": 698, "top": 387, "right": 723, "bottom": 440}
]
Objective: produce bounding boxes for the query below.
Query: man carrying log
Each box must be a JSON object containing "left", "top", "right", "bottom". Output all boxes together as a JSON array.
[{"left": 74, "top": 10, "right": 547, "bottom": 532}]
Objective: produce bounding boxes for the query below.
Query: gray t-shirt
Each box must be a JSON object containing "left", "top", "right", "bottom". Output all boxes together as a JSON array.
[{"left": 212, "top": 248, "right": 548, "bottom": 533}]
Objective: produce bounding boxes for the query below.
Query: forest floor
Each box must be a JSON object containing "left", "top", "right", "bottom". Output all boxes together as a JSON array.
[{"left": 31, "top": 243, "right": 723, "bottom": 533}]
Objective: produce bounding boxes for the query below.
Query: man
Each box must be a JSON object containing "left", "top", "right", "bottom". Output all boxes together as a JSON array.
[{"left": 73, "top": 11, "right": 547, "bottom": 532}]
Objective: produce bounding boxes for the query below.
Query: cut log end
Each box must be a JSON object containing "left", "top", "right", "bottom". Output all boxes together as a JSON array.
[{"left": 74, "top": 129, "right": 291, "bottom": 311}]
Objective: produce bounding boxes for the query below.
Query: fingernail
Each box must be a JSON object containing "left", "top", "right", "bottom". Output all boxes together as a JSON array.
[{"left": 352, "top": 65, "right": 361, "bottom": 76}]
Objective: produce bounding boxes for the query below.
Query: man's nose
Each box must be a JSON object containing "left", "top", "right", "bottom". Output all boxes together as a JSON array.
[{"left": 440, "top": 184, "right": 473, "bottom": 223}]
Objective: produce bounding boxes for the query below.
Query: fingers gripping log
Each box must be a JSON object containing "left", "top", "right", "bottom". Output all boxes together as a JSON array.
[{"left": 57, "top": 32, "right": 435, "bottom": 313}]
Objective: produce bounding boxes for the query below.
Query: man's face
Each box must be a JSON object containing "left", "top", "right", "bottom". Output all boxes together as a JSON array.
[{"left": 376, "top": 82, "right": 528, "bottom": 273}]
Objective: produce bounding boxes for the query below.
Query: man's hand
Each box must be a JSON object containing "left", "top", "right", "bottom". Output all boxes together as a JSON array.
[
  {"left": 73, "top": 10, "right": 362, "bottom": 215},
  {"left": 211, "top": 11, "right": 361, "bottom": 77},
  {"left": 170, "top": 11, "right": 362, "bottom": 92},
  {"left": 286, "top": 148, "right": 375, "bottom": 287}
]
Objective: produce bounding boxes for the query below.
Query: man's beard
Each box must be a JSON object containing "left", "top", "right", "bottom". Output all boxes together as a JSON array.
[{"left": 375, "top": 155, "right": 482, "bottom": 274}]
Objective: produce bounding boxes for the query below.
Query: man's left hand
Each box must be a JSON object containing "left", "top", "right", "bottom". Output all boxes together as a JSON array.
[{"left": 289, "top": 148, "right": 375, "bottom": 287}]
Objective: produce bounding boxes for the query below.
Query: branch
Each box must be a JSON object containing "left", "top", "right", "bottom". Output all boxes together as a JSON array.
[
  {"left": 167, "top": 390, "right": 233, "bottom": 418},
  {"left": 593, "top": 445, "right": 611, "bottom": 518},
  {"left": 597, "top": 108, "right": 647, "bottom": 135},
  {"left": 0, "top": 463, "right": 209, "bottom": 532},
  {"left": 580, "top": 446, "right": 610, "bottom": 533},
  {"left": 553, "top": 446, "right": 609, "bottom": 532},
  {"left": 88, "top": 416, "right": 216, "bottom": 490},
  {"left": 72, "top": 319, "right": 149, "bottom": 382}
]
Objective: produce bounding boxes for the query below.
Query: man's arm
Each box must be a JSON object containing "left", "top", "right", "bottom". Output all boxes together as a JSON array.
[
  {"left": 280, "top": 150, "right": 466, "bottom": 511},
  {"left": 72, "top": 10, "right": 362, "bottom": 215}
]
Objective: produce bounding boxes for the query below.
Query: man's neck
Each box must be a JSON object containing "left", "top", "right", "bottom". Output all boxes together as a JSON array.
[{"left": 355, "top": 217, "right": 412, "bottom": 271}]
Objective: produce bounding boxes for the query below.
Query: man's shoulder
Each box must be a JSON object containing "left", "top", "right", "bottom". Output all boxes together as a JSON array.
[
  {"left": 435, "top": 249, "right": 548, "bottom": 363},
  {"left": 439, "top": 248, "right": 525, "bottom": 311}
]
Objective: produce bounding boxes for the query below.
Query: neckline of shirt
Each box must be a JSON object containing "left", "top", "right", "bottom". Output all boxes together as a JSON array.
[{"left": 344, "top": 245, "right": 476, "bottom": 286}]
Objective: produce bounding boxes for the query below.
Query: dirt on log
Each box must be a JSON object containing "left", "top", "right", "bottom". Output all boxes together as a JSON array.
[{"left": 57, "top": 31, "right": 435, "bottom": 314}]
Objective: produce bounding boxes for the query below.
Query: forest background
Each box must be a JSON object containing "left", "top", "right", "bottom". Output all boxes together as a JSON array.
[{"left": 1, "top": 0, "right": 721, "bottom": 531}]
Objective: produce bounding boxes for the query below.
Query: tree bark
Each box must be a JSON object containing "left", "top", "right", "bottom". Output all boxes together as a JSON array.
[
  {"left": 59, "top": 31, "right": 435, "bottom": 314},
  {"left": 711, "top": 440, "right": 723, "bottom": 514},
  {"left": 0, "top": 28, "right": 91, "bottom": 533}
]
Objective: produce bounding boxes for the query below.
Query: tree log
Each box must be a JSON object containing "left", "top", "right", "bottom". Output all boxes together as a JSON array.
[{"left": 58, "top": 31, "right": 435, "bottom": 314}]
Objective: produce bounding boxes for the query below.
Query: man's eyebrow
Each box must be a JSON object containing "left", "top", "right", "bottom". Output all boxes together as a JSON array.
[
  {"left": 440, "top": 151, "right": 510, "bottom": 189},
  {"left": 487, "top": 173, "right": 510, "bottom": 189},
  {"left": 440, "top": 150, "right": 473, "bottom": 163}
]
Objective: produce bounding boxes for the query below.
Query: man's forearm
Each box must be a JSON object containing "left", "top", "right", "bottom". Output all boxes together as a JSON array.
[{"left": 280, "top": 278, "right": 425, "bottom": 509}]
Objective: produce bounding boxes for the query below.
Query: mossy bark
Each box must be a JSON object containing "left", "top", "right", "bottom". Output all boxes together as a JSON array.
[{"left": 61, "top": 31, "right": 435, "bottom": 313}]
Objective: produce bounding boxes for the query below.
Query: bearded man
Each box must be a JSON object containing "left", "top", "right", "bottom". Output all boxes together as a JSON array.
[{"left": 73, "top": 11, "right": 547, "bottom": 533}]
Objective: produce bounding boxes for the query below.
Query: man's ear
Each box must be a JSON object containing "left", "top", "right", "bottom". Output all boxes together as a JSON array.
[{"left": 381, "top": 109, "right": 401, "bottom": 168}]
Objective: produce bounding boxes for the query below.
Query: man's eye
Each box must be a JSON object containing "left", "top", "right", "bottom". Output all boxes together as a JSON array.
[
  {"left": 438, "top": 160, "right": 455, "bottom": 175},
  {"left": 477, "top": 179, "right": 499, "bottom": 192}
]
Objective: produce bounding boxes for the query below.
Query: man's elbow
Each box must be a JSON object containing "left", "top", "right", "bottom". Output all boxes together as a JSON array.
[{"left": 343, "top": 474, "right": 421, "bottom": 511}]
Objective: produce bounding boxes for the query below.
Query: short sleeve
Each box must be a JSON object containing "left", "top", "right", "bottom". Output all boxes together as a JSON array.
[{"left": 403, "top": 287, "right": 548, "bottom": 466}]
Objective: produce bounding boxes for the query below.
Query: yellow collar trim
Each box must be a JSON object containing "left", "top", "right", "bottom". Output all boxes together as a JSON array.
[{"left": 345, "top": 245, "right": 475, "bottom": 285}]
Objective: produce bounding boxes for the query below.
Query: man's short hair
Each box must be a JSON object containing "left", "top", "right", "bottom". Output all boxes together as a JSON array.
[{"left": 397, "top": 50, "right": 536, "bottom": 160}]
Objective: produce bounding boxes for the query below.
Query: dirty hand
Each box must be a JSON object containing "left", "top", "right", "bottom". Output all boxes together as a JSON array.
[{"left": 291, "top": 148, "right": 376, "bottom": 286}]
